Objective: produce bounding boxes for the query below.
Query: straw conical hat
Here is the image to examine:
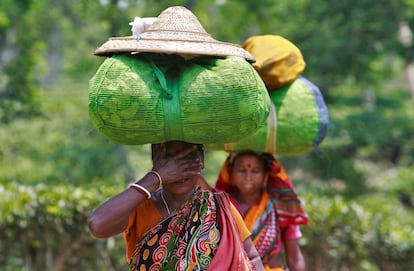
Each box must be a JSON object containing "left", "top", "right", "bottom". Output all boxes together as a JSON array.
[{"left": 94, "top": 6, "right": 255, "bottom": 62}]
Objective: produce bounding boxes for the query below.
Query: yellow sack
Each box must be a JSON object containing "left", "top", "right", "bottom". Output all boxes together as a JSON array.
[{"left": 243, "top": 35, "right": 306, "bottom": 90}]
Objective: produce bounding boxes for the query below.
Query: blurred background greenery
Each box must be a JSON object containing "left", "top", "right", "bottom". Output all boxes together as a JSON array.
[{"left": 1, "top": 0, "right": 414, "bottom": 270}]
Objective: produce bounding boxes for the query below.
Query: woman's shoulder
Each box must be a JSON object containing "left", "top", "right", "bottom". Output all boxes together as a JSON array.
[{"left": 134, "top": 198, "right": 161, "bottom": 223}]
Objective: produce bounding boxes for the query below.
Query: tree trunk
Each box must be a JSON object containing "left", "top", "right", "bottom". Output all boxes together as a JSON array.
[{"left": 405, "top": 63, "right": 414, "bottom": 101}]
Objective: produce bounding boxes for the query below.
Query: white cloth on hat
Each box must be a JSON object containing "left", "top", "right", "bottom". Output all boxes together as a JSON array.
[{"left": 129, "top": 17, "right": 157, "bottom": 38}]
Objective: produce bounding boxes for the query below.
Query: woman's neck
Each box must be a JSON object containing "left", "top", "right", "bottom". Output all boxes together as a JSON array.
[
  {"left": 235, "top": 190, "right": 261, "bottom": 205},
  {"left": 233, "top": 190, "right": 262, "bottom": 216},
  {"left": 162, "top": 187, "right": 195, "bottom": 211}
]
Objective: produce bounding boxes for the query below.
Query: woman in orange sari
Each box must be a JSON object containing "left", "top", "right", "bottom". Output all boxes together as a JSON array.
[
  {"left": 215, "top": 150, "right": 309, "bottom": 271},
  {"left": 89, "top": 141, "right": 264, "bottom": 271}
]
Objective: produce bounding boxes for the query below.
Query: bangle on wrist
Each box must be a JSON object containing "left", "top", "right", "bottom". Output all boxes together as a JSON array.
[
  {"left": 150, "top": 170, "right": 162, "bottom": 188},
  {"left": 129, "top": 183, "right": 151, "bottom": 199}
]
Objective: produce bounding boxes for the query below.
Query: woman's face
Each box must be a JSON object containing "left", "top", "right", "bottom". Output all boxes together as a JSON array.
[
  {"left": 231, "top": 153, "right": 267, "bottom": 195},
  {"left": 154, "top": 141, "right": 204, "bottom": 194}
]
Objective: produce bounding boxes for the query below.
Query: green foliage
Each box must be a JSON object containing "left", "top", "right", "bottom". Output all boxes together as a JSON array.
[
  {"left": 302, "top": 193, "right": 414, "bottom": 271},
  {"left": 0, "top": 182, "right": 128, "bottom": 271},
  {"left": 1, "top": 1, "right": 414, "bottom": 270},
  {"left": 1, "top": 184, "right": 413, "bottom": 270},
  {"left": 0, "top": 77, "right": 138, "bottom": 186},
  {"left": 0, "top": 0, "right": 47, "bottom": 122},
  {"left": 159, "top": 0, "right": 393, "bottom": 87},
  {"left": 281, "top": 62, "right": 414, "bottom": 197},
  {"left": 259, "top": 0, "right": 408, "bottom": 87}
]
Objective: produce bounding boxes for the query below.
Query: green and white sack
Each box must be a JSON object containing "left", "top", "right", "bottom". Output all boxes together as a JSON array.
[
  {"left": 206, "top": 76, "right": 329, "bottom": 156},
  {"left": 89, "top": 54, "right": 270, "bottom": 145}
]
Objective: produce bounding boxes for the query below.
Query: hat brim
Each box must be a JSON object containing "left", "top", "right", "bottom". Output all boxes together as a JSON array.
[{"left": 94, "top": 36, "right": 255, "bottom": 62}]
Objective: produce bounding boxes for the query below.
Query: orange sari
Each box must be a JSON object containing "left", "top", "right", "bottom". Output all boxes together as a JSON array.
[
  {"left": 125, "top": 188, "right": 253, "bottom": 271},
  {"left": 215, "top": 154, "right": 309, "bottom": 267}
]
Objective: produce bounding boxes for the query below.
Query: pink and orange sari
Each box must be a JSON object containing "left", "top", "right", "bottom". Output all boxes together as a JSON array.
[
  {"left": 215, "top": 155, "right": 309, "bottom": 264},
  {"left": 129, "top": 188, "right": 253, "bottom": 271}
]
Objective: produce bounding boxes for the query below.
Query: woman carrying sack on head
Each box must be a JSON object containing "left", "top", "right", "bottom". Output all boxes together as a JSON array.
[
  {"left": 88, "top": 6, "right": 271, "bottom": 271},
  {"left": 90, "top": 141, "right": 265, "bottom": 271},
  {"left": 215, "top": 151, "right": 309, "bottom": 271}
]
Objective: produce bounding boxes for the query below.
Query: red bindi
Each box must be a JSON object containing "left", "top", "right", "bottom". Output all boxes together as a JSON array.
[{"left": 247, "top": 163, "right": 252, "bottom": 168}]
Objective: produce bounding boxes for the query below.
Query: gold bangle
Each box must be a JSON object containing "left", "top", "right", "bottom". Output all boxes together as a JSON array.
[{"left": 151, "top": 170, "right": 162, "bottom": 188}]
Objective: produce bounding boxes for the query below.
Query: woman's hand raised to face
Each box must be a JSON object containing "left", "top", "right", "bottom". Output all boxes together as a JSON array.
[{"left": 151, "top": 141, "right": 204, "bottom": 186}]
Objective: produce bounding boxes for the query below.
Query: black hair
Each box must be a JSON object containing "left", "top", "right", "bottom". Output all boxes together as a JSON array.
[
  {"left": 151, "top": 141, "right": 204, "bottom": 161},
  {"left": 229, "top": 150, "right": 273, "bottom": 172}
]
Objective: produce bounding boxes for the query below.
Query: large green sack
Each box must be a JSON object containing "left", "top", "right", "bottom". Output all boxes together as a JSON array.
[
  {"left": 206, "top": 76, "right": 329, "bottom": 156},
  {"left": 89, "top": 54, "right": 270, "bottom": 145}
]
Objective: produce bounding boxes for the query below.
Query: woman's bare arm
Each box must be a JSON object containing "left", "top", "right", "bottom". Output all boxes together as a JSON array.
[
  {"left": 89, "top": 143, "right": 203, "bottom": 238},
  {"left": 284, "top": 239, "right": 306, "bottom": 271},
  {"left": 88, "top": 173, "right": 159, "bottom": 238}
]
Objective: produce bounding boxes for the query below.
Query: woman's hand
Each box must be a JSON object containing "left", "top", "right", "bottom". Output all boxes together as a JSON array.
[{"left": 151, "top": 143, "right": 204, "bottom": 185}]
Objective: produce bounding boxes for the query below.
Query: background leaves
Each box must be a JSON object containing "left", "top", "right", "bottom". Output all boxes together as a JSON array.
[{"left": 1, "top": 0, "right": 414, "bottom": 270}]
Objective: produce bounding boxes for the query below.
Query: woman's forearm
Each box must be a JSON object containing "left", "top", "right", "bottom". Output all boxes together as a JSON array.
[
  {"left": 89, "top": 173, "right": 159, "bottom": 238},
  {"left": 88, "top": 188, "right": 144, "bottom": 238}
]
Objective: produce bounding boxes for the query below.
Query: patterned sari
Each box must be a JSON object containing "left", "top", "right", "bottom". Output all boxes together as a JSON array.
[
  {"left": 244, "top": 190, "right": 278, "bottom": 261},
  {"left": 215, "top": 154, "right": 309, "bottom": 263},
  {"left": 129, "top": 188, "right": 253, "bottom": 271}
]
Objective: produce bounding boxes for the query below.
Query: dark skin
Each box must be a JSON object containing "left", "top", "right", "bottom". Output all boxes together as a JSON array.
[
  {"left": 88, "top": 141, "right": 203, "bottom": 238},
  {"left": 88, "top": 141, "right": 264, "bottom": 271},
  {"left": 230, "top": 152, "right": 306, "bottom": 271}
]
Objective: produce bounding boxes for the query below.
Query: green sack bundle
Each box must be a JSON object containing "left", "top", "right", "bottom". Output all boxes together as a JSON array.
[
  {"left": 89, "top": 54, "right": 270, "bottom": 145},
  {"left": 206, "top": 76, "right": 329, "bottom": 156}
]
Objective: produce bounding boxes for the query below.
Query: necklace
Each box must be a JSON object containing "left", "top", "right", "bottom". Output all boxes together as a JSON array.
[{"left": 160, "top": 190, "right": 171, "bottom": 215}]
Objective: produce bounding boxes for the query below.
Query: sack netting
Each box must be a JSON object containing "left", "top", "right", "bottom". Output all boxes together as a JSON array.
[
  {"left": 89, "top": 54, "right": 270, "bottom": 145},
  {"left": 206, "top": 76, "right": 329, "bottom": 156}
]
